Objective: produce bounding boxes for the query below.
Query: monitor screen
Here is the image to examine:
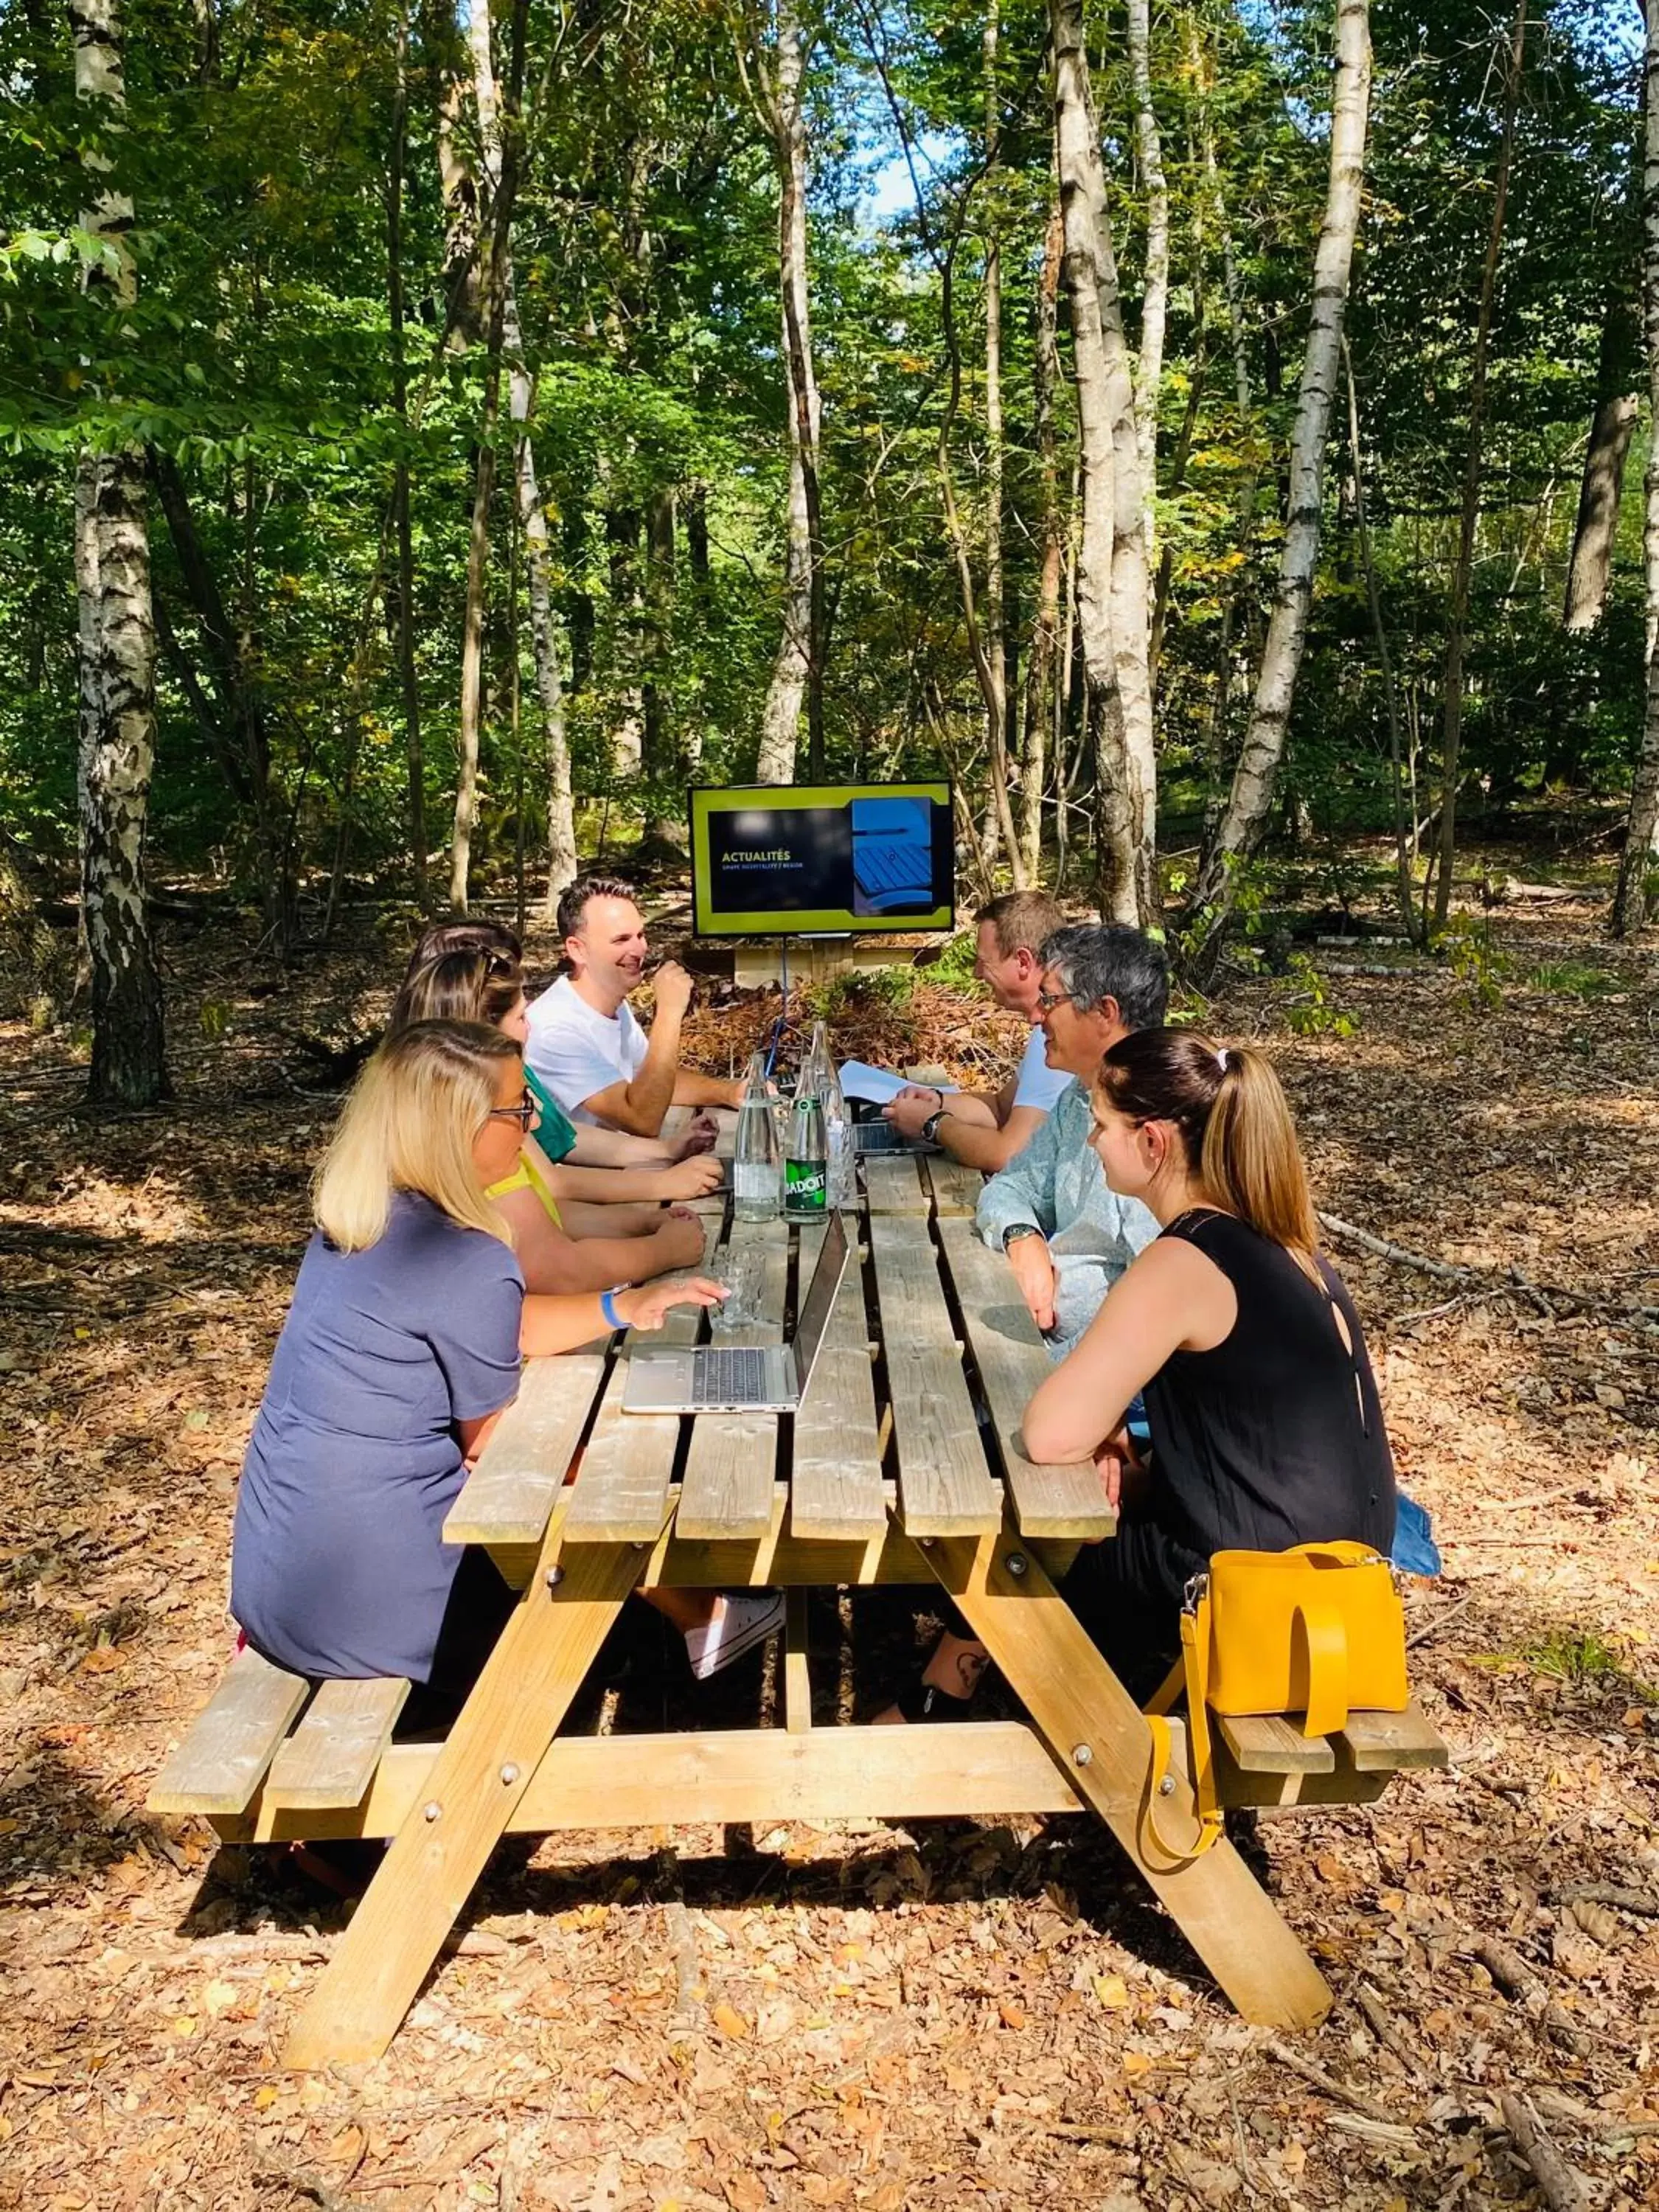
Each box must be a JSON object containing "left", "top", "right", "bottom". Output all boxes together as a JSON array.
[{"left": 689, "top": 782, "right": 954, "bottom": 937}]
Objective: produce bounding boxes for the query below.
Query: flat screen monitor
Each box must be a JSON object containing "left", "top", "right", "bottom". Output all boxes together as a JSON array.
[{"left": 689, "top": 782, "right": 954, "bottom": 937}]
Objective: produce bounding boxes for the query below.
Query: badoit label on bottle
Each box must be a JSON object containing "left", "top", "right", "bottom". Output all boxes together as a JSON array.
[{"left": 785, "top": 1163, "right": 827, "bottom": 1214}]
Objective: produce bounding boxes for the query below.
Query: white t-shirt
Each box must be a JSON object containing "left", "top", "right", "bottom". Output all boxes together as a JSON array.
[
  {"left": 1010, "top": 1023, "right": 1071, "bottom": 1114},
  {"left": 524, "top": 974, "right": 650, "bottom": 1127}
]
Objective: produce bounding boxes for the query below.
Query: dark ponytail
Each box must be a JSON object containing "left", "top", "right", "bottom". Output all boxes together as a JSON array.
[{"left": 1095, "top": 1029, "right": 1319, "bottom": 1261}]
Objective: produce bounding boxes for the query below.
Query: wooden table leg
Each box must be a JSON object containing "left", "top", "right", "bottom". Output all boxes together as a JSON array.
[
  {"left": 282, "top": 1534, "right": 653, "bottom": 2069},
  {"left": 919, "top": 1522, "right": 1332, "bottom": 2031}
]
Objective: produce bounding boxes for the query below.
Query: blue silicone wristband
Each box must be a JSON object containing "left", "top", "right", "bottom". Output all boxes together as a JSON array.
[{"left": 600, "top": 1289, "right": 625, "bottom": 1330}]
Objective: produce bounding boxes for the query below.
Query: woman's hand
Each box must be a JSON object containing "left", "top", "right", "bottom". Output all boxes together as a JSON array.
[
  {"left": 658, "top": 1153, "right": 725, "bottom": 1201},
  {"left": 617, "top": 1276, "right": 727, "bottom": 1332}
]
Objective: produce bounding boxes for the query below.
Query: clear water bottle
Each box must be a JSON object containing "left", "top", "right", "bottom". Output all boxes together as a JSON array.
[
  {"left": 734, "top": 1051, "right": 779, "bottom": 1222},
  {"left": 808, "top": 1019, "right": 855, "bottom": 1209},
  {"left": 784, "top": 1085, "right": 828, "bottom": 1220}
]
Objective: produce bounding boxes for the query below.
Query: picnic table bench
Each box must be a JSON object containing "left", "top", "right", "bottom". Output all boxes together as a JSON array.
[{"left": 150, "top": 1117, "right": 1445, "bottom": 2067}]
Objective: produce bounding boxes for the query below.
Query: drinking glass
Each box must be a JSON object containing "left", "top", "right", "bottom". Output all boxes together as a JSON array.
[{"left": 712, "top": 1245, "right": 768, "bottom": 1332}]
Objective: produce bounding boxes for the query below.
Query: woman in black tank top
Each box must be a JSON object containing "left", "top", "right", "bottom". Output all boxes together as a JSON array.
[{"left": 883, "top": 1027, "right": 1397, "bottom": 1719}]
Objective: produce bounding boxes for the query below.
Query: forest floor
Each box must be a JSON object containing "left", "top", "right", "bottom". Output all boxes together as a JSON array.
[{"left": 1, "top": 843, "right": 1657, "bottom": 2212}]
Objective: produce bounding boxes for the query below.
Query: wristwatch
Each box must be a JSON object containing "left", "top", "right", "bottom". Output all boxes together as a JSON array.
[
  {"left": 921, "top": 1107, "right": 950, "bottom": 1144},
  {"left": 1001, "top": 1224, "right": 1042, "bottom": 1252}
]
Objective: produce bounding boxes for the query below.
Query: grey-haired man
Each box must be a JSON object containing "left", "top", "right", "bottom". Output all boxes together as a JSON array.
[{"left": 975, "top": 924, "right": 1169, "bottom": 1357}]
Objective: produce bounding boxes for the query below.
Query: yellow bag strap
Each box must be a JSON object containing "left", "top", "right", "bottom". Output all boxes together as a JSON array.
[
  {"left": 1295, "top": 1593, "right": 1351, "bottom": 1739},
  {"left": 1141, "top": 1589, "right": 1226, "bottom": 1863}
]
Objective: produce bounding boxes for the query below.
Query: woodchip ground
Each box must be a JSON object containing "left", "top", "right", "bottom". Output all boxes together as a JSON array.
[{"left": 1, "top": 870, "right": 1655, "bottom": 2210}]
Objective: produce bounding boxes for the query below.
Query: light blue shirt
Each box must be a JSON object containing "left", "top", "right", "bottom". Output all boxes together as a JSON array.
[{"left": 975, "top": 1078, "right": 1160, "bottom": 1357}]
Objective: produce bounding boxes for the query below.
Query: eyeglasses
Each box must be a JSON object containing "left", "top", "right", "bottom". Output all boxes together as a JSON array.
[
  {"left": 1036, "top": 986, "right": 1080, "bottom": 1014},
  {"left": 487, "top": 1089, "right": 538, "bottom": 1130}
]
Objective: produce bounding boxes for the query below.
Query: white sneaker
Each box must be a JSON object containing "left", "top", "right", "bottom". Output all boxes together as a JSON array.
[{"left": 684, "top": 1590, "right": 785, "bottom": 1681}]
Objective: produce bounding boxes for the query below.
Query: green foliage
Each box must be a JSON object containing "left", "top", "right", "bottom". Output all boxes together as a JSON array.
[
  {"left": 1525, "top": 959, "right": 1618, "bottom": 1001},
  {"left": 1279, "top": 955, "right": 1359, "bottom": 1038},
  {"left": 1523, "top": 1629, "right": 1652, "bottom": 1701},
  {"left": 923, "top": 929, "right": 984, "bottom": 995},
  {"left": 804, "top": 965, "right": 917, "bottom": 1023},
  {"left": 1436, "top": 915, "right": 1506, "bottom": 1013}
]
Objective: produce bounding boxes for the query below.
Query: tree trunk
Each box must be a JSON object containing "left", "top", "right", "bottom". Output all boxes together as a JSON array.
[
  {"left": 1187, "top": 0, "right": 1371, "bottom": 960},
  {"left": 449, "top": 0, "right": 528, "bottom": 914},
  {"left": 70, "top": 0, "right": 167, "bottom": 1105},
  {"left": 1429, "top": 0, "right": 1527, "bottom": 929},
  {"left": 982, "top": 4, "right": 1012, "bottom": 868},
  {"left": 1343, "top": 337, "right": 1418, "bottom": 943},
  {"left": 1051, "top": 0, "right": 1155, "bottom": 928},
  {"left": 1563, "top": 394, "right": 1639, "bottom": 633},
  {"left": 148, "top": 451, "right": 293, "bottom": 945},
  {"left": 1611, "top": 6, "right": 1659, "bottom": 936},
  {"left": 467, "top": 0, "right": 574, "bottom": 912},
  {"left": 388, "top": 7, "right": 428, "bottom": 909},
  {"left": 1020, "top": 196, "right": 1065, "bottom": 884},
  {"left": 752, "top": 0, "right": 824, "bottom": 784},
  {"left": 1126, "top": 0, "right": 1168, "bottom": 562}
]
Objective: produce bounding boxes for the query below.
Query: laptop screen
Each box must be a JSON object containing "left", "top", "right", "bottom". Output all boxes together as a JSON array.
[{"left": 790, "top": 1211, "right": 849, "bottom": 1394}]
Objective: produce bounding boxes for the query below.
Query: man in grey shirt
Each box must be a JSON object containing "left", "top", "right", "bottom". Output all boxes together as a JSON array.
[{"left": 975, "top": 925, "right": 1168, "bottom": 1357}]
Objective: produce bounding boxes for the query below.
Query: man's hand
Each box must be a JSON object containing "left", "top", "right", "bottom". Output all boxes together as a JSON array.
[
  {"left": 650, "top": 960, "right": 695, "bottom": 1022},
  {"left": 658, "top": 1153, "right": 724, "bottom": 1201},
  {"left": 671, "top": 1110, "right": 720, "bottom": 1159},
  {"left": 1005, "top": 1231, "right": 1057, "bottom": 1334},
  {"left": 883, "top": 1083, "right": 944, "bottom": 1138},
  {"left": 653, "top": 1211, "right": 709, "bottom": 1270}
]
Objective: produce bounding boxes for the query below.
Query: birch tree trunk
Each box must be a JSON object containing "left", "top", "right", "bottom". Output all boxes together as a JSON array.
[
  {"left": 1187, "top": 0, "right": 1371, "bottom": 957},
  {"left": 1126, "top": 0, "right": 1167, "bottom": 562},
  {"left": 1051, "top": 0, "right": 1155, "bottom": 927},
  {"left": 1427, "top": 0, "right": 1526, "bottom": 929},
  {"left": 751, "top": 1, "right": 823, "bottom": 783},
  {"left": 70, "top": 0, "right": 167, "bottom": 1103},
  {"left": 982, "top": 4, "right": 1010, "bottom": 862},
  {"left": 1611, "top": 4, "right": 1659, "bottom": 937},
  {"left": 1020, "top": 196, "right": 1065, "bottom": 883},
  {"left": 449, "top": 0, "right": 527, "bottom": 914},
  {"left": 467, "top": 0, "right": 576, "bottom": 910}
]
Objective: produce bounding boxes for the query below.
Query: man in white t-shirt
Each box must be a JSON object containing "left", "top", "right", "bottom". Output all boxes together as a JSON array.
[
  {"left": 880, "top": 891, "right": 1071, "bottom": 1172},
  {"left": 526, "top": 876, "right": 744, "bottom": 1135}
]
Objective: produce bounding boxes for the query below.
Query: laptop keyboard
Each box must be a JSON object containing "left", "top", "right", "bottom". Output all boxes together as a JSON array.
[{"left": 691, "top": 1346, "right": 771, "bottom": 1406}]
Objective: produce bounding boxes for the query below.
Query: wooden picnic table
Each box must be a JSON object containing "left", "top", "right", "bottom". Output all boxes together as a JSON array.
[{"left": 155, "top": 1110, "right": 1441, "bottom": 2067}]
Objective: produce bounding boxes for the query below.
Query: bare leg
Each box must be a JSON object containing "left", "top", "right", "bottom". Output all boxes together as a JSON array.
[
  {"left": 640, "top": 1588, "right": 716, "bottom": 1633},
  {"left": 872, "top": 1630, "right": 990, "bottom": 1724}
]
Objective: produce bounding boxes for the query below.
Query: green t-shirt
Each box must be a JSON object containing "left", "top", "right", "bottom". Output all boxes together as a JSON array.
[{"left": 526, "top": 1066, "right": 578, "bottom": 1165}]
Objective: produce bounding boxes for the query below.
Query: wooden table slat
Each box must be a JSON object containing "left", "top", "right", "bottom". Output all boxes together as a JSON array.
[
  {"left": 862, "top": 1152, "right": 929, "bottom": 1214},
  {"left": 266, "top": 1676, "right": 411, "bottom": 1809},
  {"left": 561, "top": 1217, "right": 721, "bottom": 1544},
  {"left": 925, "top": 1155, "right": 987, "bottom": 1218},
  {"left": 789, "top": 1222, "right": 888, "bottom": 1542},
  {"left": 444, "top": 1350, "right": 609, "bottom": 1549},
  {"left": 934, "top": 1217, "right": 1115, "bottom": 1540},
  {"left": 149, "top": 1647, "right": 310, "bottom": 1817},
  {"left": 675, "top": 1216, "right": 789, "bottom": 1540},
  {"left": 867, "top": 1213, "right": 1004, "bottom": 1536}
]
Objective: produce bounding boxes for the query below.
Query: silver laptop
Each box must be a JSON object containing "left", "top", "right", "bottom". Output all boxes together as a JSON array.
[{"left": 621, "top": 1212, "right": 849, "bottom": 1414}]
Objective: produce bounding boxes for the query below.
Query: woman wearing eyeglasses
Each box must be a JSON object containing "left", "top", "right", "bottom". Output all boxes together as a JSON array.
[
  {"left": 391, "top": 950, "right": 709, "bottom": 1294},
  {"left": 229, "top": 1020, "right": 737, "bottom": 1714}
]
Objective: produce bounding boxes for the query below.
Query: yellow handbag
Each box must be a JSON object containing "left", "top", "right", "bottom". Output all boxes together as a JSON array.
[{"left": 1144, "top": 1541, "right": 1409, "bottom": 1860}]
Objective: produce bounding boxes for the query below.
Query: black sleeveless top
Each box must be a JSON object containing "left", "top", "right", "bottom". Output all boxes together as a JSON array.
[{"left": 1141, "top": 1210, "right": 1397, "bottom": 1566}]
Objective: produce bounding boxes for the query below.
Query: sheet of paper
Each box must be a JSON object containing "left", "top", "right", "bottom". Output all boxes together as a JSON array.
[{"left": 838, "top": 1060, "right": 959, "bottom": 1106}]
